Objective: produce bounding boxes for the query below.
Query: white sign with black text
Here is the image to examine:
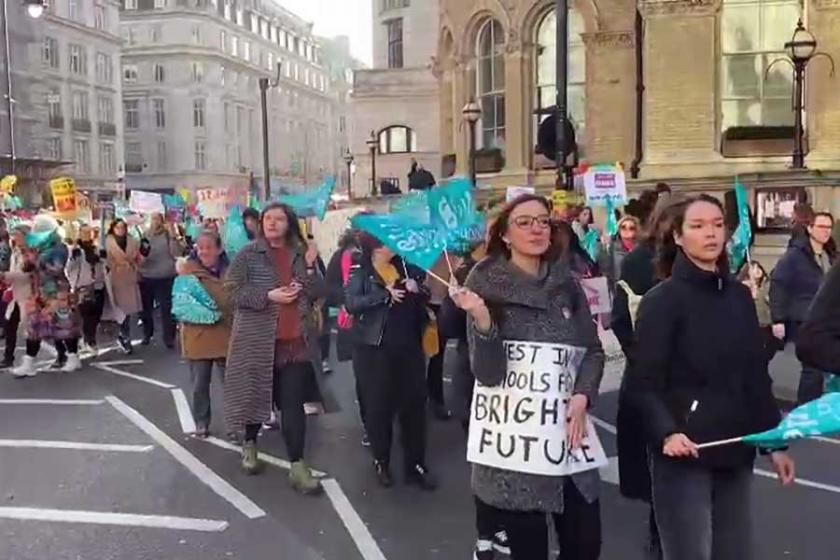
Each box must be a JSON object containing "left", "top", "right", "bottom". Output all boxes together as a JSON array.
[{"left": 467, "top": 340, "right": 608, "bottom": 477}]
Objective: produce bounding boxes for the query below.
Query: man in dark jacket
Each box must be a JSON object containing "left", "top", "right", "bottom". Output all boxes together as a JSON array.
[
  {"left": 770, "top": 212, "right": 836, "bottom": 403},
  {"left": 796, "top": 260, "right": 840, "bottom": 374}
]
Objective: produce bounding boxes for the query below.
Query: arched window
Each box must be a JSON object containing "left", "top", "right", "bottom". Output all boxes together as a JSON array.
[
  {"left": 476, "top": 18, "right": 505, "bottom": 151},
  {"left": 535, "top": 8, "right": 586, "bottom": 154},
  {"left": 378, "top": 125, "right": 417, "bottom": 154},
  {"left": 720, "top": 0, "right": 801, "bottom": 132}
]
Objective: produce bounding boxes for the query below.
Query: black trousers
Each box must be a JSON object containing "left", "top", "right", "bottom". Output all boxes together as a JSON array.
[
  {"left": 425, "top": 304, "right": 446, "bottom": 405},
  {"left": 139, "top": 277, "right": 176, "bottom": 345},
  {"left": 354, "top": 342, "right": 427, "bottom": 470},
  {"left": 78, "top": 289, "right": 105, "bottom": 346},
  {"left": 4, "top": 303, "right": 20, "bottom": 362},
  {"left": 481, "top": 479, "right": 601, "bottom": 560}
]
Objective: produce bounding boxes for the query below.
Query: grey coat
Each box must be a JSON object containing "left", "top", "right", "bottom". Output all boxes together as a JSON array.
[
  {"left": 223, "top": 238, "right": 325, "bottom": 434},
  {"left": 465, "top": 256, "right": 605, "bottom": 513}
]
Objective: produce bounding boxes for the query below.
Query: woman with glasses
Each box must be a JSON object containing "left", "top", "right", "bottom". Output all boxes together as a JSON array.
[{"left": 452, "top": 194, "right": 605, "bottom": 559}]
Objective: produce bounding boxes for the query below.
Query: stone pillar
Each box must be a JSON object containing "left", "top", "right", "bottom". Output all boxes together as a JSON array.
[
  {"left": 502, "top": 39, "right": 528, "bottom": 174},
  {"left": 804, "top": 0, "right": 840, "bottom": 168}
]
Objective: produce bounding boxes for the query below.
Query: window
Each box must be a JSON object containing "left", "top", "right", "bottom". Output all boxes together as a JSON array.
[
  {"left": 236, "top": 106, "right": 243, "bottom": 134},
  {"left": 243, "top": 41, "right": 250, "bottom": 62},
  {"left": 124, "top": 100, "right": 139, "bottom": 129},
  {"left": 100, "top": 143, "right": 115, "bottom": 174},
  {"left": 381, "top": 0, "right": 410, "bottom": 10},
  {"left": 194, "top": 141, "right": 207, "bottom": 170},
  {"left": 42, "top": 37, "right": 59, "bottom": 69},
  {"left": 157, "top": 141, "right": 167, "bottom": 170},
  {"left": 72, "top": 91, "right": 89, "bottom": 121},
  {"left": 220, "top": 30, "right": 227, "bottom": 52},
  {"left": 220, "top": 65, "right": 226, "bottom": 85},
  {"left": 126, "top": 0, "right": 138, "bottom": 9},
  {"left": 69, "top": 0, "right": 81, "bottom": 21},
  {"left": 224, "top": 102, "right": 231, "bottom": 132},
  {"left": 385, "top": 18, "right": 403, "bottom": 69},
  {"left": 47, "top": 138, "right": 62, "bottom": 160},
  {"left": 261, "top": 19, "right": 268, "bottom": 39},
  {"left": 97, "top": 95, "right": 114, "bottom": 124},
  {"left": 339, "top": 116, "right": 346, "bottom": 133},
  {"left": 153, "top": 98, "right": 166, "bottom": 128},
  {"left": 294, "top": 63, "right": 299, "bottom": 81},
  {"left": 235, "top": 7, "right": 243, "bottom": 25},
  {"left": 267, "top": 52, "right": 273, "bottom": 71},
  {"left": 153, "top": 63, "right": 165, "bottom": 83},
  {"left": 125, "top": 27, "right": 136, "bottom": 45},
  {"left": 95, "top": 3, "right": 107, "bottom": 31},
  {"left": 193, "top": 99, "right": 206, "bottom": 128},
  {"left": 123, "top": 65, "right": 138, "bottom": 83},
  {"left": 96, "top": 53, "right": 113, "bottom": 84},
  {"left": 535, "top": 8, "right": 586, "bottom": 153},
  {"left": 250, "top": 13, "right": 259, "bottom": 34},
  {"left": 304, "top": 68, "right": 309, "bottom": 86},
  {"left": 192, "top": 62, "right": 204, "bottom": 83},
  {"left": 154, "top": 0, "right": 166, "bottom": 8},
  {"left": 74, "top": 139, "right": 90, "bottom": 173},
  {"left": 231, "top": 35, "right": 239, "bottom": 56},
  {"left": 476, "top": 19, "right": 505, "bottom": 150},
  {"left": 720, "top": 0, "right": 801, "bottom": 131},
  {"left": 69, "top": 44, "right": 86, "bottom": 76},
  {"left": 151, "top": 24, "right": 161, "bottom": 43},
  {"left": 378, "top": 125, "right": 417, "bottom": 154},
  {"left": 235, "top": 144, "right": 242, "bottom": 168},
  {"left": 125, "top": 142, "right": 142, "bottom": 169},
  {"left": 270, "top": 26, "right": 277, "bottom": 43},
  {"left": 192, "top": 25, "right": 201, "bottom": 45}
]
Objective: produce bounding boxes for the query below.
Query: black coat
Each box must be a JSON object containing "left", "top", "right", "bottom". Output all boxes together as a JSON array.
[
  {"left": 770, "top": 235, "right": 835, "bottom": 327},
  {"left": 629, "top": 251, "right": 781, "bottom": 469},
  {"left": 796, "top": 261, "right": 840, "bottom": 373}
]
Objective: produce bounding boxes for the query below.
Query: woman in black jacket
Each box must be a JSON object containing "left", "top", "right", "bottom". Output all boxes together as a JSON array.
[{"left": 629, "top": 195, "right": 795, "bottom": 560}]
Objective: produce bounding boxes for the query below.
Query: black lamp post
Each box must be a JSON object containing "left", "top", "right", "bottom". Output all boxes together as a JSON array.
[
  {"left": 258, "top": 62, "right": 281, "bottom": 201},
  {"left": 343, "top": 149, "right": 354, "bottom": 200},
  {"left": 462, "top": 99, "right": 481, "bottom": 187},
  {"left": 554, "top": 0, "right": 569, "bottom": 189},
  {"left": 366, "top": 131, "right": 378, "bottom": 196}
]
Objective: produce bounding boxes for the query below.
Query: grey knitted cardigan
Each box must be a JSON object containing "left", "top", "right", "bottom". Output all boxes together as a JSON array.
[{"left": 465, "top": 256, "right": 605, "bottom": 513}]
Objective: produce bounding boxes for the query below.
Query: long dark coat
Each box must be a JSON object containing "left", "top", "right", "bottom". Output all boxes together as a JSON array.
[{"left": 223, "top": 238, "right": 325, "bottom": 434}]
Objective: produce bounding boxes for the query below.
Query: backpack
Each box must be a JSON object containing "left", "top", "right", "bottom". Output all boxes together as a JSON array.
[{"left": 617, "top": 280, "right": 643, "bottom": 328}]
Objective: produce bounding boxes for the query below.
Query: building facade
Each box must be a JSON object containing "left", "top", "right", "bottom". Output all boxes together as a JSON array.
[
  {"left": 349, "top": 0, "right": 441, "bottom": 197},
  {"left": 119, "top": 0, "right": 343, "bottom": 195}
]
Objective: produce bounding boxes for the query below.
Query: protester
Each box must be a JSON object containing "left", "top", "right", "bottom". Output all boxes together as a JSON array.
[
  {"left": 572, "top": 206, "right": 596, "bottom": 241},
  {"left": 739, "top": 261, "right": 780, "bottom": 366},
  {"left": 797, "top": 259, "right": 840, "bottom": 374},
  {"left": 1, "top": 224, "right": 31, "bottom": 369},
  {"left": 67, "top": 224, "right": 106, "bottom": 354},
  {"left": 224, "top": 202, "right": 325, "bottom": 495},
  {"left": 599, "top": 214, "right": 640, "bottom": 289},
  {"left": 408, "top": 160, "right": 436, "bottom": 191},
  {"left": 549, "top": 219, "right": 599, "bottom": 277},
  {"left": 242, "top": 208, "right": 261, "bottom": 241},
  {"left": 139, "top": 213, "right": 183, "bottom": 349},
  {"left": 452, "top": 194, "right": 605, "bottom": 559},
  {"left": 105, "top": 218, "right": 143, "bottom": 354},
  {"left": 345, "top": 232, "right": 436, "bottom": 490},
  {"left": 178, "top": 230, "right": 231, "bottom": 438},
  {"left": 770, "top": 211, "right": 836, "bottom": 404},
  {"left": 425, "top": 254, "right": 456, "bottom": 421},
  {"left": 0, "top": 219, "right": 11, "bottom": 273},
  {"left": 629, "top": 195, "right": 795, "bottom": 560}
]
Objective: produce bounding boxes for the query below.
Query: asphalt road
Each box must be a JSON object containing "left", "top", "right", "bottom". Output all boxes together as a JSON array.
[{"left": 0, "top": 332, "right": 838, "bottom": 560}]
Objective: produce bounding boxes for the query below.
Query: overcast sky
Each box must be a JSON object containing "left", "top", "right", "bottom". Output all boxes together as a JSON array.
[{"left": 276, "top": 0, "right": 372, "bottom": 66}]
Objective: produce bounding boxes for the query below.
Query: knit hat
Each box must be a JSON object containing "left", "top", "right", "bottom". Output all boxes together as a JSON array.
[{"left": 31, "top": 214, "right": 60, "bottom": 234}]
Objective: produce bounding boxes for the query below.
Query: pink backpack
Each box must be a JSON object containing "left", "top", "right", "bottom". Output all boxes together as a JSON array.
[{"left": 337, "top": 249, "right": 353, "bottom": 330}]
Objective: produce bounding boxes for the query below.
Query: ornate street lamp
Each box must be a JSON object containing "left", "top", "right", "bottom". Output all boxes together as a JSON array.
[
  {"left": 258, "top": 62, "right": 281, "bottom": 201},
  {"left": 343, "top": 148, "right": 354, "bottom": 200},
  {"left": 366, "top": 130, "right": 378, "bottom": 196},
  {"left": 462, "top": 98, "right": 481, "bottom": 188},
  {"left": 24, "top": 0, "right": 45, "bottom": 18}
]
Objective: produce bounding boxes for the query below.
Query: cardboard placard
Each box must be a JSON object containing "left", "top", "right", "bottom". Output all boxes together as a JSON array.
[
  {"left": 580, "top": 276, "right": 612, "bottom": 315},
  {"left": 129, "top": 190, "right": 165, "bottom": 215},
  {"left": 50, "top": 177, "right": 77, "bottom": 216},
  {"left": 583, "top": 165, "right": 627, "bottom": 206}
]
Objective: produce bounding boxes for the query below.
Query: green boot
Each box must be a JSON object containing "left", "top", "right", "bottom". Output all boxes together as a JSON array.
[
  {"left": 289, "top": 461, "right": 322, "bottom": 495},
  {"left": 240, "top": 441, "right": 262, "bottom": 475}
]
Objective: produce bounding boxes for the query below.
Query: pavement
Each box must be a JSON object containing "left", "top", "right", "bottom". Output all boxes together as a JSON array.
[{"left": 0, "top": 328, "right": 838, "bottom": 560}]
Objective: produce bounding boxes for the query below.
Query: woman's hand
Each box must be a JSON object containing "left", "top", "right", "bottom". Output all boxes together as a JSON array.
[
  {"left": 385, "top": 284, "right": 406, "bottom": 304},
  {"left": 566, "top": 394, "right": 589, "bottom": 450},
  {"left": 772, "top": 323, "right": 786, "bottom": 340},
  {"left": 268, "top": 286, "right": 301, "bottom": 304},
  {"left": 663, "top": 433, "right": 699, "bottom": 458},
  {"left": 770, "top": 451, "right": 796, "bottom": 486},
  {"left": 450, "top": 287, "right": 491, "bottom": 332},
  {"left": 404, "top": 278, "right": 419, "bottom": 293},
  {"left": 305, "top": 241, "right": 319, "bottom": 267}
]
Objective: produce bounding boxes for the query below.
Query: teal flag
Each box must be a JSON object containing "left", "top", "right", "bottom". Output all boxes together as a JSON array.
[
  {"left": 390, "top": 191, "right": 431, "bottom": 224},
  {"left": 172, "top": 274, "right": 221, "bottom": 325},
  {"left": 742, "top": 393, "right": 840, "bottom": 448},
  {"left": 728, "top": 178, "right": 752, "bottom": 273},
  {"left": 605, "top": 196, "right": 618, "bottom": 238},
  {"left": 277, "top": 176, "right": 336, "bottom": 220},
  {"left": 222, "top": 206, "right": 250, "bottom": 257},
  {"left": 427, "top": 177, "right": 482, "bottom": 251},
  {"left": 185, "top": 216, "right": 202, "bottom": 241},
  {"left": 582, "top": 229, "right": 600, "bottom": 261},
  {"left": 163, "top": 193, "right": 185, "bottom": 209},
  {"left": 351, "top": 213, "right": 445, "bottom": 270},
  {"left": 248, "top": 194, "right": 263, "bottom": 212}
]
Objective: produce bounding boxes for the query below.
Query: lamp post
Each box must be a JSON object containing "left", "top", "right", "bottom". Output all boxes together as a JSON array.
[
  {"left": 343, "top": 149, "right": 354, "bottom": 200},
  {"left": 462, "top": 99, "right": 481, "bottom": 188},
  {"left": 258, "top": 62, "right": 281, "bottom": 201},
  {"left": 554, "top": 0, "right": 569, "bottom": 189},
  {"left": 366, "top": 130, "right": 378, "bottom": 196}
]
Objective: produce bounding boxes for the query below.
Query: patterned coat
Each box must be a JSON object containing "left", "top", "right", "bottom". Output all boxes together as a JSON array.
[{"left": 223, "top": 238, "right": 325, "bottom": 433}]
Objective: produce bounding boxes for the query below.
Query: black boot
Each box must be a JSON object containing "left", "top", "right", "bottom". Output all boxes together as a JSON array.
[
  {"left": 374, "top": 461, "right": 393, "bottom": 488},
  {"left": 405, "top": 464, "right": 437, "bottom": 491}
]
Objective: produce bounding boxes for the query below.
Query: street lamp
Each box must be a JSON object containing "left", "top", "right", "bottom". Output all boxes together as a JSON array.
[
  {"left": 24, "top": 0, "right": 45, "bottom": 18},
  {"left": 366, "top": 130, "right": 378, "bottom": 196},
  {"left": 258, "top": 62, "right": 281, "bottom": 201},
  {"left": 343, "top": 149, "right": 354, "bottom": 200},
  {"left": 462, "top": 98, "right": 481, "bottom": 188}
]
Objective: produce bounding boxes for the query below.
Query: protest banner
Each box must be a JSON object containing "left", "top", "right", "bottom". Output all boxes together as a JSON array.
[
  {"left": 129, "top": 190, "right": 165, "bottom": 215},
  {"left": 1, "top": 175, "right": 17, "bottom": 194},
  {"left": 580, "top": 277, "right": 611, "bottom": 315},
  {"left": 50, "top": 177, "right": 78, "bottom": 216},
  {"left": 195, "top": 186, "right": 248, "bottom": 219},
  {"left": 583, "top": 164, "right": 627, "bottom": 206},
  {"left": 467, "top": 340, "right": 608, "bottom": 476},
  {"left": 506, "top": 186, "right": 536, "bottom": 203}
]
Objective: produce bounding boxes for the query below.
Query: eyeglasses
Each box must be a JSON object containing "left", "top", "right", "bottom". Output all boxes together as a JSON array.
[
  {"left": 512, "top": 215, "right": 551, "bottom": 230},
  {"left": 620, "top": 224, "right": 637, "bottom": 231}
]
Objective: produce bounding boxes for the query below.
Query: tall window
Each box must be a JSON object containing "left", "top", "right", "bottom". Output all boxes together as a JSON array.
[
  {"left": 157, "top": 141, "right": 168, "bottom": 170},
  {"left": 154, "top": 64, "right": 165, "bottom": 83},
  {"left": 243, "top": 41, "right": 251, "bottom": 62},
  {"left": 153, "top": 99, "right": 166, "bottom": 128},
  {"left": 192, "top": 25, "right": 201, "bottom": 45},
  {"left": 194, "top": 141, "right": 207, "bottom": 170},
  {"left": 124, "top": 100, "right": 139, "bottom": 129},
  {"left": 74, "top": 139, "right": 90, "bottom": 173},
  {"left": 72, "top": 91, "right": 89, "bottom": 121},
  {"left": 96, "top": 53, "right": 113, "bottom": 84},
  {"left": 154, "top": 0, "right": 166, "bottom": 8},
  {"left": 193, "top": 99, "right": 206, "bottom": 128},
  {"left": 47, "top": 138, "right": 62, "bottom": 160},
  {"left": 42, "top": 37, "right": 59, "bottom": 69},
  {"left": 125, "top": 142, "right": 143, "bottom": 169},
  {"left": 100, "top": 143, "right": 115, "bottom": 174},
  {"left": 220, "top": 30, "right": 227, "bottom": 52},
  {"left": 476, "top": 19, "right": 505, "bottom": 150},
  {"left": 123, "top": 65, "right": 138, "bottom": 83},
  {"left": 385, "top": 18, "right": 403, "bottom": 69},
  {"left": 94, "top": 3, "right": 107, "bottom": 31},
  {"left": 97, "top": 96, "right": 114, "bottom": 124},
  {"left": 126, "top": 0, "right": 138, "bottom": 9},
  {"left": 378, "top": 125, "right": 417, "bottom": 154},
  {"left": 69, "top": 44, "right": 86, "bottom": 76},
  {"left": 69, "top": 0, "right": 81, "bottom": 21},
  {"left": 48, "top": 91, "right": 62, "bottom": 120},
  {"left": 231, "top": 35, "right": 239, "bottom": 57},
  {"left": 720, "top": 0, "right": 800, "bottom": 132},
  {"left": 535, "top": 8, "right": 586, "bottom": 152},
  {"left": 192, "top": 62, "right": 204, "bottom": 83},
  {"left": 150, "top": 24, "right": 161, "bottom": 43},
  {"left": 224, "top": 102, "right": 231, "bottom": 132}
]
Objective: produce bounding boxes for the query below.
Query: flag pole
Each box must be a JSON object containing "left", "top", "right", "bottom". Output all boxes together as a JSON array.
[{"left": 696, "top": 436, "right": 745, "bottom": 450}]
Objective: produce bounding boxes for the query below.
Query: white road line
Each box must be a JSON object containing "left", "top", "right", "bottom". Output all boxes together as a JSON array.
[
  {"left": 0, "top": 507, "right": 229, "bottom": 532},
  {"left": 0, "top": 398, "right": 104, "bottom": 406},
  {"left": 590, "top": 415, "right": 617, "bottom": 435},
  {"left": 172, "top": 388, "right": 197, "bottom": 434},
  {"left": 106, "top": 396, "right": 266, "bottom": 519},
  {"left": 92, "top": 363, "right": 175, "bottom": 389},
  {"left": 0, "top": 439, "right": 153, "bottom": 453},
  {"left": 813, "top": 436, "right": 840, "bottom": 446},
  {"left": 201, "top": 436, "right": 328, "bottom": 478},
  {"left": 323, "top": 479, "right": 388, "bottom": 560},
  {"left": 96, "top": 359, "right": 145, "bottom": 366}
]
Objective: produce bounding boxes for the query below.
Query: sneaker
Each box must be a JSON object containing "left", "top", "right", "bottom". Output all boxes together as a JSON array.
[
  {"left": 12, "top": 356, "right": 37, "bottom": 378},
  {"left": 474, "top": 539, "right": 494, "bottom": 560},
  {"left": 361, "top": 432, "right": 371, "bottom": 448},
  {"left": 117, "top": 336, "right": 133, "bottom": 355},
  {"left": 322, "top": 359, "right": 332, "bottom": 374},
  {"left": 493, "top": 530, "right": 511, "bottom": 556},
  {"left": 405, "top": 464, "right": 437, "bottom": 491},
  {"left": 303, "top": 402, "right": 323, "bottom": 415},
  {"left": 262, "top": 412, "right": 279, "bottom": 431},
  {"left": 61, "top": 353, "right": 82, "bottom": 373},
  {"left": 374, "top": 461, "right": 393, "bottom": 488},
  {"left": 240, "top": 441, "right": 263, "bottom": 475},
  {"left": 289, "top": 461, "right": 323, "bottom": 495},
  {"left": 193, "top": 424, "right": 210, "bottom": 439}
]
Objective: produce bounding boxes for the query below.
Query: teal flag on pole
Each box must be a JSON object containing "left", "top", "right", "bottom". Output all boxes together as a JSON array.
[
  {"left": 351, "top": 213, "right": 446, "bottom": 270},
  {"left": 728, "top": 177, "right": 752, "bottom": 273},
  {"left": 277, "top": 176, "right": 336, "bottom": 220},
  {"left": 390, "top": 191, "right": 431, "bottom": 224},
  {"left": 605, "top": 196, "right": 618, "bottom": 238},
  {"left": 742, "top": 393, "right": 840, "bottom": 448},
  {"left": 427, "top": 177, "right": 483, "bottom": 251}
]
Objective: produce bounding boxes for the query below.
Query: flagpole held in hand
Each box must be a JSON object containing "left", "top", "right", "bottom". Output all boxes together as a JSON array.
[{"left": 696, "top": 436, "right": 745, "bottom": 450}]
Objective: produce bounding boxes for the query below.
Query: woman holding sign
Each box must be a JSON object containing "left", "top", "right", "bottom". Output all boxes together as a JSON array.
[
  {"left": 629, "top": 195, "right": 795, "bottom": 560},
  {"left": 452, "top": 194, "right": 605, "bottom": 560}
]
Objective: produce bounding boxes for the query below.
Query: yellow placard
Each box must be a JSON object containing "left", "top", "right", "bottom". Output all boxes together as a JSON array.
[
  {"left": 0, "top": 175, "right": 17, "bottom": 194},
  {"left": 50, "top": 177, "right": 78, "bottom": 216}
]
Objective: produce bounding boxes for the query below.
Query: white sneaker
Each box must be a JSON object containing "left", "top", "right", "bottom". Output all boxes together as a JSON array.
[
  {"left": 12, "top": 356, "right": 37, "bottom": 378},
  {"left": 61, "top": 353, "right": 82, "bottom": 373}
]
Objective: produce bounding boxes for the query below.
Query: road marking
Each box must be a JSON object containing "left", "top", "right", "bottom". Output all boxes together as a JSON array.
[
  {"left": 0, "top": 507, "right": 229, "bottom": 532},
  {"left": 0, "top": 439, "right": 153, "bottom": 453},
  {"left": 93, "top": 363, "right": 175, "bottom": 389},
  {"left": 813, "top": 436, "right": 840, "bottom": 446},
  {"left": 323, "top": 479, "right": 388, "bottom": 560},
  {"left": 97, "top": 359, "right": 145, "bottom": 367},
  {"left": 0, "top": 398, "right": 104, "bottom": 406},
  {"left": 591, "top": 415, "right": 617, "bottom": 435},
  {"left": 106, "top": 396, "right": 266, "bottom": 519},
  {"left": 172, "top": 388, "right": 197, "bottom": 434},
  {"left": 201, "top": 436, "right": 328, "bottom": 478}
]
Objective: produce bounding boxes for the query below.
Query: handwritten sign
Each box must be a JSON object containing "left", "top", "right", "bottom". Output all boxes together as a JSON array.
[
  {"left": 196, "top": 187, "right": 248, "bottom": 219},
  {"left": 1, "top": 175, "right": 17, "bottom": 194},
  {"left": 583, "top": 165, "right": 627, "bottom": 206},
  {"left": 467, "top": 340, "right": 608, "bottom": 476},
  {"left": 580, "top": 276, "right": 611, "bottom": 315},
  {"left": 50, "top": 177, "right": 77, "bottom": 216},
  {"left": 129, "top": 190, "right": 165, "bottom": 215}
]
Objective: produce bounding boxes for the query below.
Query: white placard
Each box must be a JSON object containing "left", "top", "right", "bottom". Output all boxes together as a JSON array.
[
  {"left": 129, "top": 190, "right": 165, "bottom": 215},
  {"left": 583, "top": 166, "right": 627, "bottom": 206},
  {"left": 580, "top": 276, "right": 612, "bottom": 315},
  {"left": 505, "top": 186, "right": 536, "bottom": 203},
  {"left": 467, "top": 340, "right": 608, "bottom": 477}
]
